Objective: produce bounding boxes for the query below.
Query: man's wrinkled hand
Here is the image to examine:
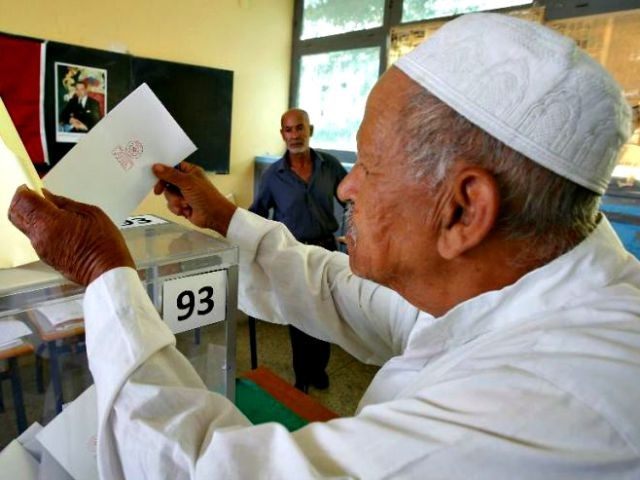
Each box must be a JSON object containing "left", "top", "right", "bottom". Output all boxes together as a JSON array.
[
  {"left": 9, "top": 186, "right": 135, "bottom": 286},
  {"left": 152, "top": 161, "right": 236, "bottom": 236}
]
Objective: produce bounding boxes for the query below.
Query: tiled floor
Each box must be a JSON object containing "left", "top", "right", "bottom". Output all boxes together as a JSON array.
[{"left": 0, "top": 314, "right": 379, "bottom": 449}]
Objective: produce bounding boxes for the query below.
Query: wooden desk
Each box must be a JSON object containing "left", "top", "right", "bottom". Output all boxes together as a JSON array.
[
  {"left": 0, "top": 342, "right": 34, "bottom": 361},
  {"left": 0, "top": 340, "right": 34, "bottom": 434}
]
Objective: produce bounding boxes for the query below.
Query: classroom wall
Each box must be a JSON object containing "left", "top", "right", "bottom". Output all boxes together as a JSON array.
[{"left": 0, "top": 0, "right": 292, "bottom": 228}]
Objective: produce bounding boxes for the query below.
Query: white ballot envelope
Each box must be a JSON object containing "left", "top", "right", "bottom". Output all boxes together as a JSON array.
[
  {"left": 44, "top": 83, "right": 197, "bottom": 225},
  {"left": 0, "top": 97, "right": 43, "bottom": 268},
  {"left": 36, "top": 385, "right": 98, "bottom": 480}
]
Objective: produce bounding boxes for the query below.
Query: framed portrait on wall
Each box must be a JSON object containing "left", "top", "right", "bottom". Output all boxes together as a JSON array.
[
  {"left": 44, "top": 42, "right": 130, "bottom": 169},
  {"left": 55, "top": 62, "right": 107, "bottom": 143}
]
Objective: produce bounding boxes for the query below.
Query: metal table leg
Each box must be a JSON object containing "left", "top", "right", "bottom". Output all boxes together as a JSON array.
[
  {"left": 9, "top": 357, "right": 27, "bottom": 433},
  {"left": 35, "top": 344, "right": 45, "bottom": 394},
  {"left": 48, "top": 340, "right": 64, "bottom": 414}
]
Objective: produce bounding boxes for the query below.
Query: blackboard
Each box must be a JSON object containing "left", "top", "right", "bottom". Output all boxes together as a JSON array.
[{"left": 132, "top": 57, "right": 233, "bottom": 173}]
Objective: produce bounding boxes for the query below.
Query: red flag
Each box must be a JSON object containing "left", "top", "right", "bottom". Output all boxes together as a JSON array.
[{"left": 0, "top": 33, "right": 47, "bottom": 166}]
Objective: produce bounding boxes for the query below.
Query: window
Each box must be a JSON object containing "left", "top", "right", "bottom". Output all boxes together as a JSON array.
[
  {"left": 291, "top": 0, "right": 390, "bottom": 158},
  {"left": 298, "top": 47, "right": 380, "bottom": 150},
  {"left": 301, "top": 0, "right": 386, "bottom": 40},
  {"left": 402, "top": 0, "right": 532, "bottom": 23},
  {"left": 290, "top": 0, "right": 537, "bottom": 157}
]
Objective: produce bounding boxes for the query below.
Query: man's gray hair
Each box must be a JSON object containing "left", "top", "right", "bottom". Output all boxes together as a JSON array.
[{"left": 403, "top": 88, "right": 601, "bottom": 261}]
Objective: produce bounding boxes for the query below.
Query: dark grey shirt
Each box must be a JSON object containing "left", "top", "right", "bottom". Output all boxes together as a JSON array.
[{"left": 249, "top": 149, "right": 347, "bottom": 241}]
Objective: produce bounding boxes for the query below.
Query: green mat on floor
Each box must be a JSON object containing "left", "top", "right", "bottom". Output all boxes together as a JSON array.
[{"left": 235, "top": 378, "right": 308, "bottom": 432}]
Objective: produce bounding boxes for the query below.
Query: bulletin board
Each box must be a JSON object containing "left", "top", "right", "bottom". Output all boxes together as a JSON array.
[
  {"left": 0, "top": 31, "right": 233, "bottom": 174},
  {"left": 546, "top": 9, "right": 640, "bottom": 109},
  {"left": 387, "top": 6, "right": 639, "bottom": 109},
  {"left": 388, "top": 6, "right": 545, "bottom": 67}
]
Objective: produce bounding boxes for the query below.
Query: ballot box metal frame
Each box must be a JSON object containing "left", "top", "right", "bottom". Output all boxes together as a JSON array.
[{"left": 0, "top": 216, "right": 239, "bottom": 422}]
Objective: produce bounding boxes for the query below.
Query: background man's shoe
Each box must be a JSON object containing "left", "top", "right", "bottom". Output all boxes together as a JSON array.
[
  {"left": 311, "top": 372, "right": 329, "bottom": 390},
  {"left": 294, "top": 381, "right": 309, "bottom": 394}
]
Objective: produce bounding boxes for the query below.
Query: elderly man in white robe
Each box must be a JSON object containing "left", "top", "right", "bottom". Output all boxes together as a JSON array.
[{"left": 10, "top": 13, "right": 640, "bottom": 480}]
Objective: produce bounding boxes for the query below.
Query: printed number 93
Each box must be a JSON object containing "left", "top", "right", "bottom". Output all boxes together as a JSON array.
[{"left": 177, "top": 286, "right": 215, "bottom": 321}]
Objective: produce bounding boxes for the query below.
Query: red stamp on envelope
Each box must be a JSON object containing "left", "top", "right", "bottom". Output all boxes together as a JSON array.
[
  {"left": 112, "top": 140, "right": 144, "bottom": 171},
  {"left": 126, "top": 140, "right": 144, "bottom": 159},
  {"left": 87, "top": 434, "right": 97, "bottom": 456}
]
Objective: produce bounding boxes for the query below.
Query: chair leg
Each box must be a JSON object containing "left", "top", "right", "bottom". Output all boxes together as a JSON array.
[
  {"left": 9, "top": 357, "right": 27, "bottom": 434},
  {"left": 249, "top": 317, "right": 258, "bottom": 370},
  {"left": 35, "top": 353, "right": 45, "bottom": 394}
]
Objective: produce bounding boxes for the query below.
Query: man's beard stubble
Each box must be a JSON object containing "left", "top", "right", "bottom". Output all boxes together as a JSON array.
[{"left": 344, "top": 201, "right": 357, "bottom": 247}]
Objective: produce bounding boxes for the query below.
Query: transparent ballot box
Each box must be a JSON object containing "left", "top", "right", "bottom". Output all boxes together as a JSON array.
[{"left": 0, "top": 215, "right": 238, "bottom": 471}]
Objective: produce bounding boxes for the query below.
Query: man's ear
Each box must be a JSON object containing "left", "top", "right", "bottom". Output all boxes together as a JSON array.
[
  {"left": 436, "top": 167, "right": 500, "bottom": 260},
  {"left": 309, "top": 125, "right": 314, "bottom": 137},
  {"left": 280, "top": 128, "right": 285, "bottom": 141}
]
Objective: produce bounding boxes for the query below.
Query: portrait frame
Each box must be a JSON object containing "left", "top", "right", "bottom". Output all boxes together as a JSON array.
[{"left": 54, "top": 61, "right": 107, "bottom": 143}]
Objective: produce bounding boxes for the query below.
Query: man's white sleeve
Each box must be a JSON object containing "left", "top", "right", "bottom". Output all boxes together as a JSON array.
[
  {"left": 84, "top": 267, "right": 636, "bottom": 479},
  {"left": 83, "top": 267, "right": 437, "bottom": 480},
  {"left": 228, "top": 208, "right": 424, "bottom": 365}
]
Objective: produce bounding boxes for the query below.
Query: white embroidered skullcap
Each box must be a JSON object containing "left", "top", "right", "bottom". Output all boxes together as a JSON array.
[{"left": 395, "top": 13, "right": 632, "bottom": 194}]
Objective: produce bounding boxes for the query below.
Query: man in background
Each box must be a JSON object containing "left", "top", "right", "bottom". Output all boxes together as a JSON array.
[
  {"left": 250, "top": 108, "right": 347, "bottom": 393},
  {"left": 59, "top": 79, "right": 101, "bottom": 133},
  {"left": 631, "top": 104, "right": 639, "bottom": 144}
]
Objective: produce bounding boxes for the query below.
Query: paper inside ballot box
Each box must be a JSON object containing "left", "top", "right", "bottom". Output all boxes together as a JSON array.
[{"left": 0, "top": 96, "right": 43, "bottom": 269}]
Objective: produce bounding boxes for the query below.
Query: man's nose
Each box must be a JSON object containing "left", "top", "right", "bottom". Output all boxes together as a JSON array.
[{"left": 337, "top": 169, "right": 358, "bottom": 202}]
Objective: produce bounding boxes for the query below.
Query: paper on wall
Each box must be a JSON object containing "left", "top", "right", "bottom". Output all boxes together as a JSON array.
[
  {"left": 44, "top": 83, "right": 197, "bottom": 225},
  {"left": 0, "top": 97, "right": 43, "bottom": 269}
]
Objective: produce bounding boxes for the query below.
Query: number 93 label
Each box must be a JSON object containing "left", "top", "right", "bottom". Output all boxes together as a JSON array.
[{"left": 162, "top": 270, "right": 227, "bottom": 334}]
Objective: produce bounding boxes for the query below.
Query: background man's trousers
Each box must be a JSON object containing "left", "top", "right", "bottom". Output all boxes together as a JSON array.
[{"left": 291, "top": 235, "right": 336, "bottom": 391}]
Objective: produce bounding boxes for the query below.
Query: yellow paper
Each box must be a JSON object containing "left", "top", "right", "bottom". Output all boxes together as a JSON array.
[{"left": 0, "top": 96, "right": 43, "bottom": 268}]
